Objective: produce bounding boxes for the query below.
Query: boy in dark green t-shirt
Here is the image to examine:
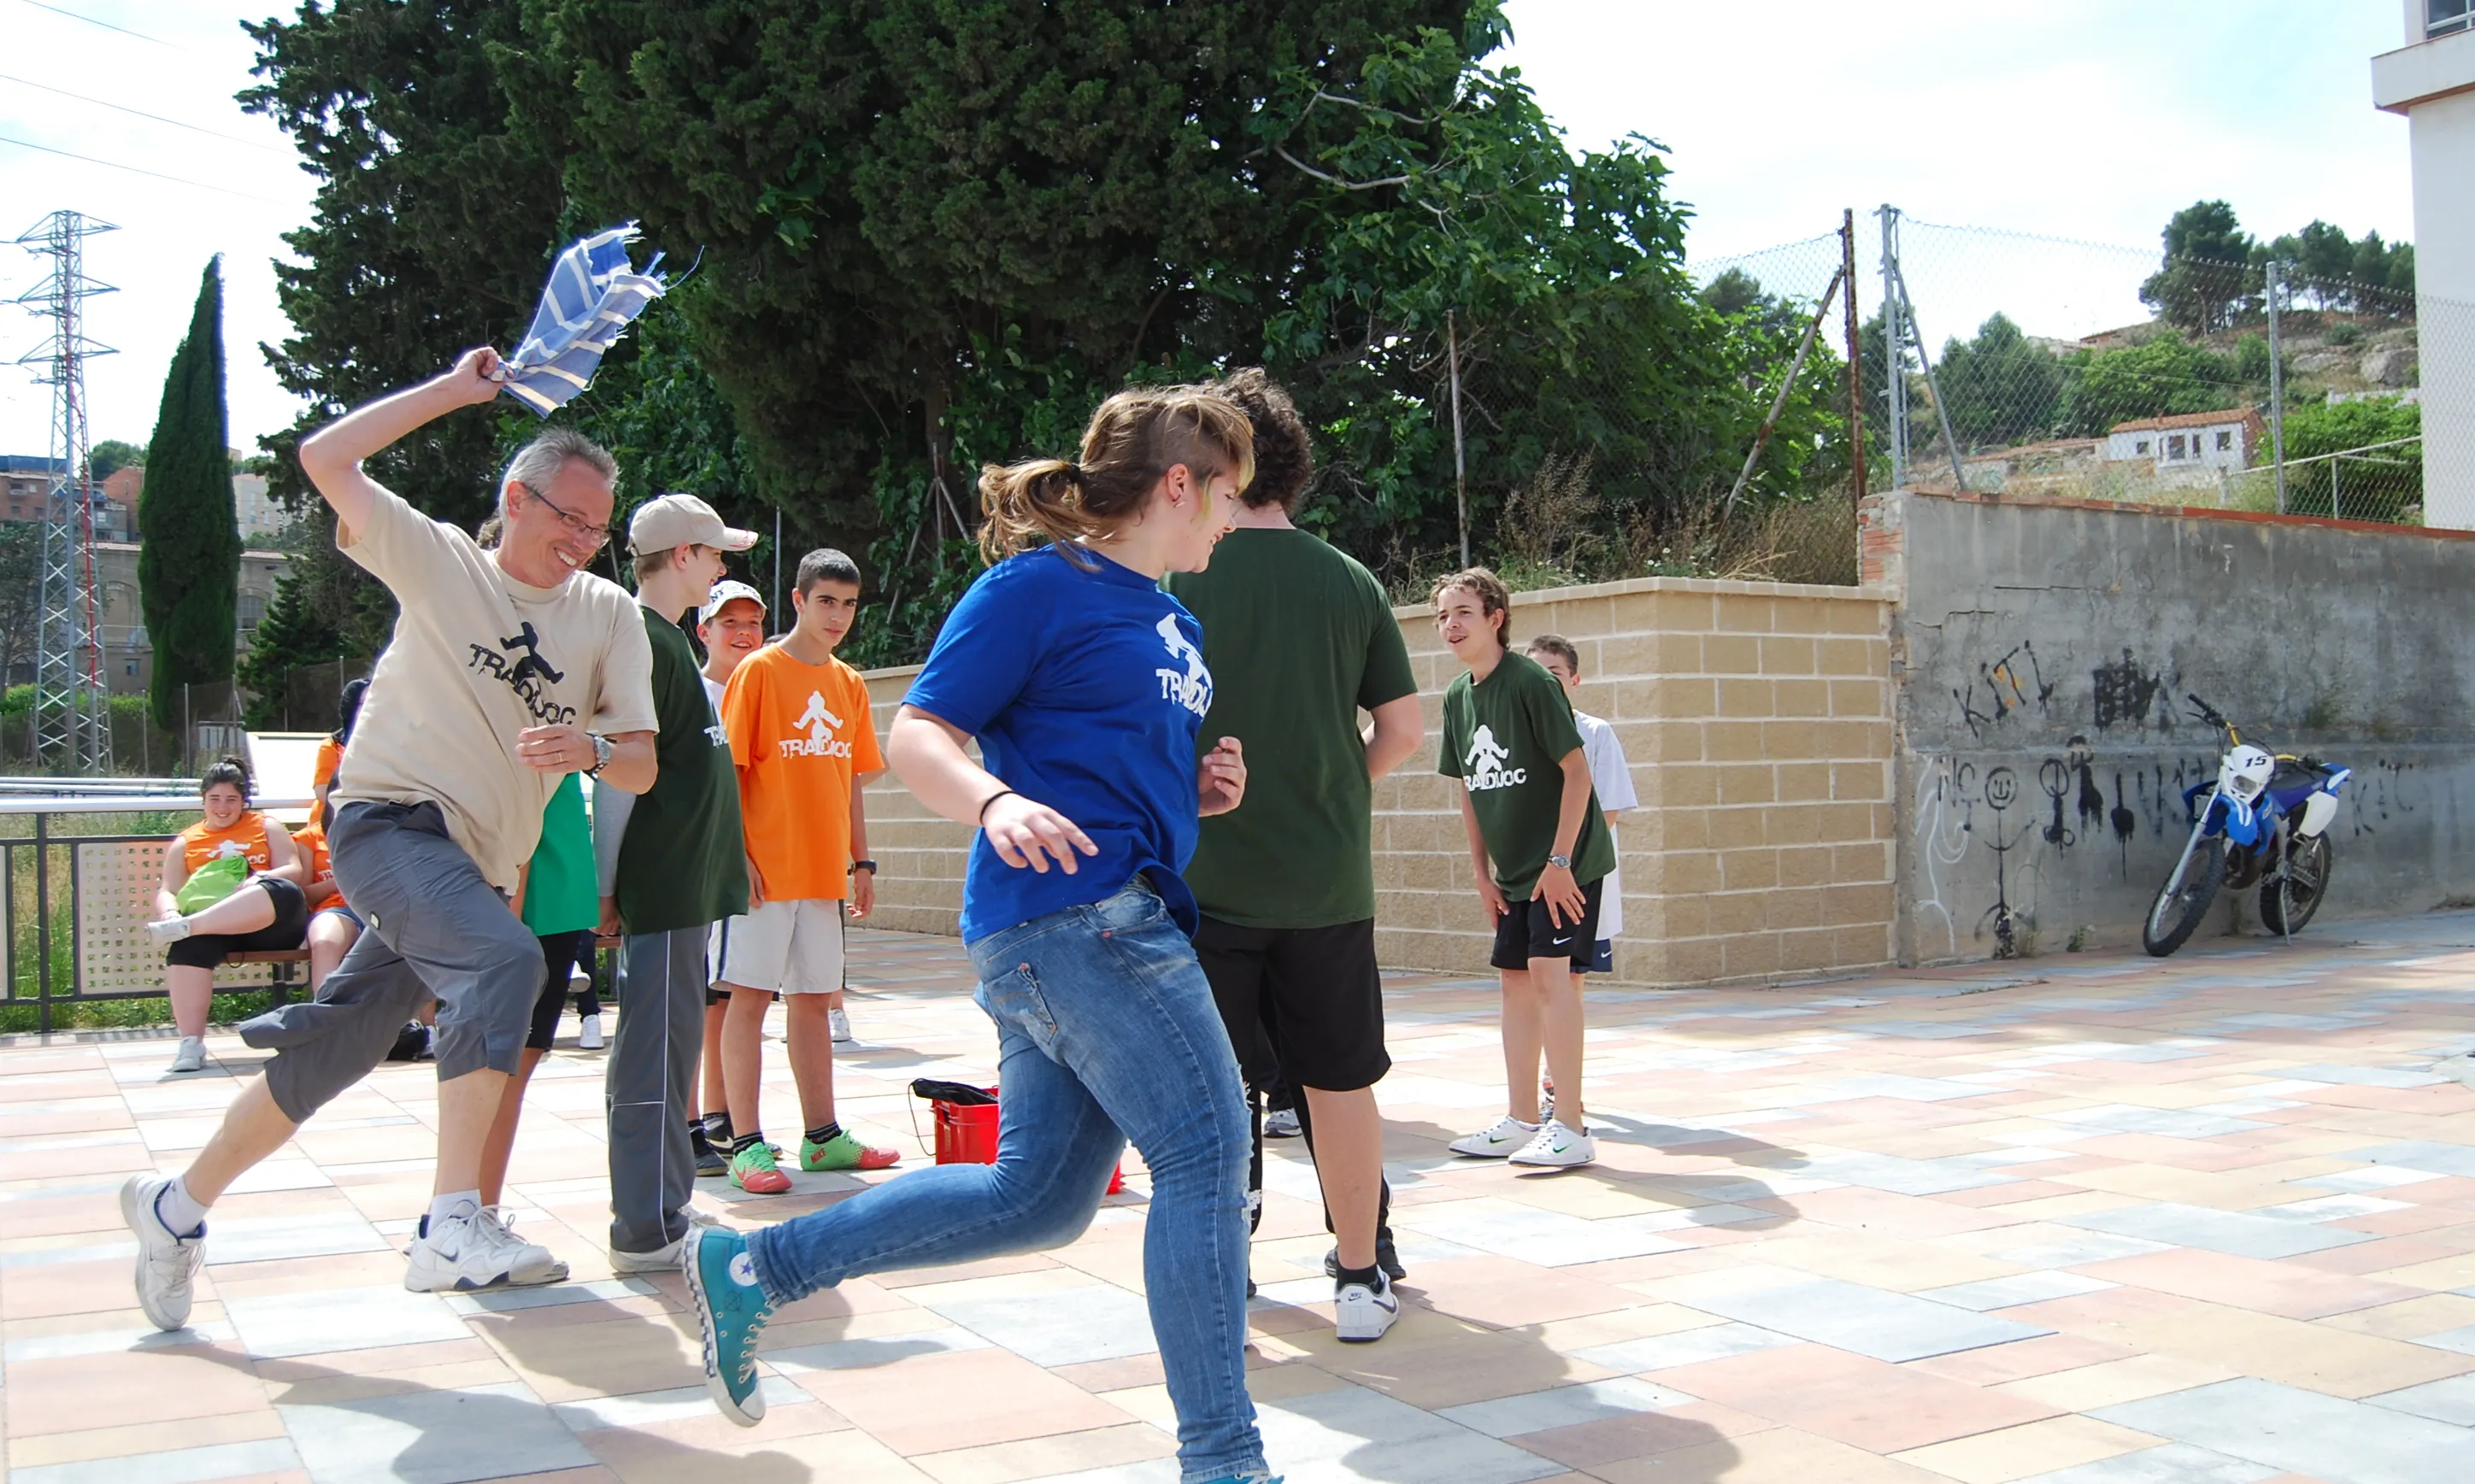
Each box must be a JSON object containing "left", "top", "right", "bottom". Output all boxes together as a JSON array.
[{"left": 1432, "top": 567, "right": 1614, "bottom": 1169}]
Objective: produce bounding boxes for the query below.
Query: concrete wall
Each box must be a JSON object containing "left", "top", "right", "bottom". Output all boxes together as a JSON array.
[
  {"left": 1865, "top": 487, "right": 2475, "bottom": 961},
  {"left": 859, "top": 574, "right": 1899, "bottom": 987}
]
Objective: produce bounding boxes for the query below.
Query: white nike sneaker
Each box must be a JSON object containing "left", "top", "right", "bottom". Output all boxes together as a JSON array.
[
  {"left": 168, "top": 1036, "right": 205, "bottom": 1074},
  {"left": 1508, "top": 1118, "right": 1596, "bottom": 1168},
  {"left": 404, "top": 1206, "right": 567, "bottom": 1292},
  {"left": 1335, "top": 1270, "right": 1400, "bottom": 1343},
  {"left": 577, "top": 1014, "right": 604, "bottom": 1050},
  {"left": 1448, "top": 1115, "right": 1539, "bottom": 1158},
  {"left": 120, "top": 1174, "right": 205, "bottom": 1331},
  {"left": 828, "top": 1006, "right": 853, "bottom": 1043}
]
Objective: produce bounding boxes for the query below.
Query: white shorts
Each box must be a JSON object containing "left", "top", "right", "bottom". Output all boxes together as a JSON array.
[{"left": 708, "top": 898, "right": 846, "bottom": 995}]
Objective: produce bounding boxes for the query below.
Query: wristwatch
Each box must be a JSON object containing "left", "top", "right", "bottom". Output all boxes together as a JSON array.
[
  {"left": 850, "top": 859, "right": 879, "bottom": 875},
  {"left": 585, "top": 732, "right": 613, "bottom": 777},
  {"left": 1547, "top": 853, "right": 1573, "bottom": 871}
]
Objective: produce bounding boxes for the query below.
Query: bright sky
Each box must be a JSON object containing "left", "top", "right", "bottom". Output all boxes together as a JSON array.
[{"left": 0, "top": 1, "right": 2423, "bottom": 460}]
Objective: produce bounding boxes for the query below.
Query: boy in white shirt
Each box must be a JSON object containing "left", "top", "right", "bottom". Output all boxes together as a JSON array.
[{"left": 1526, "top": 636, "right": 1636, "bottom": 974}]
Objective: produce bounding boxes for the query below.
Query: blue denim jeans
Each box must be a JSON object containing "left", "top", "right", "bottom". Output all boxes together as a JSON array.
[{"left": 746, "top": 879, "right": 1262, "bottom": 1483}]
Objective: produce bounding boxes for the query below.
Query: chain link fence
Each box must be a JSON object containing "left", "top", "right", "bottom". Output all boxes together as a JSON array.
[{"left": 1690, "top": 208, "right": 2443, "bottom": 528}]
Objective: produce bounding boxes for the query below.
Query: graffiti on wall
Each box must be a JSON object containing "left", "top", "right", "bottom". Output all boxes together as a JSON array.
[{"left": 1953, "top": 641, "right": 2056, "bottom": 739}]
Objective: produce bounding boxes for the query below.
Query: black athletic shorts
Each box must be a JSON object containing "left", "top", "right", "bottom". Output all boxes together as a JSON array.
[
  {"left": 526, "top": 930, "right": 591, "bottom": 1052},
  {"left": 1192, "top": 915, "right": 1390, "bottom": 1093},
  {"left": 166, "top": 877, "right": 309, "bottom": 970},
  {"left": 1489, "top": 876, "right": 1605, "bottom": 971}
]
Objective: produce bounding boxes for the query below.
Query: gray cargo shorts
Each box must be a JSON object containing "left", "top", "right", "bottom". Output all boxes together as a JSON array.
[{"left": 239, "top": 800, "right": 544, "bottom": 1123}]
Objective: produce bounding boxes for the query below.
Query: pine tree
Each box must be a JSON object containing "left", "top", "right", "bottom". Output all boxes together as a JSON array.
[
  {"left": 138, "top": 258, "right": 241, "bottom": 731},
  {"left": 236, "top": 573, "right": 345, "bottom": 730}
]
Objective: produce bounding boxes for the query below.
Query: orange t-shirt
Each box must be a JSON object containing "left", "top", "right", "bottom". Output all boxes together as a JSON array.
[
  {"left": 179, "top": 812, "right": 273, "bottom": 877},
  {"left": 312, "top": 736, "right": 344, "bottom": 795},
  {"left": 292, "top": 819, "right": 343, "bottom": 907},
  {"left": 721, "top": 643, "right": 882, "bottom": 901}
]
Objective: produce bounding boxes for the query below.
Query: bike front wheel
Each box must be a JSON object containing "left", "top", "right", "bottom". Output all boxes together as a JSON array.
[
  {"left": 2261, "top": 833, "right": 2334, "bottom": 936},
  {"left": 2143, "top": 839, "right": 2225, "bottom": 957}
]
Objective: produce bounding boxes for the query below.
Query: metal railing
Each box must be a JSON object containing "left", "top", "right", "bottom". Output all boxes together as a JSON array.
[{"left": 4, "top": 792, "right": 318, "bottom": 1033}]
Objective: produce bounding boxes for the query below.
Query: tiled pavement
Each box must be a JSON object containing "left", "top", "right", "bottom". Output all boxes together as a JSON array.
[{"left": 12, "top": 918, "right": 2475, "bottom": 1484}]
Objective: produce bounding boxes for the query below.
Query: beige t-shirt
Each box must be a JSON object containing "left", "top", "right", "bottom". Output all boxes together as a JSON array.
[{"left": 332, "top": 484, "right": 656, "bottom": 890}]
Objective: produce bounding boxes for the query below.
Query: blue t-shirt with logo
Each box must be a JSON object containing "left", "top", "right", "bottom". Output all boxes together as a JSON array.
[{"left": 907, "top": 545, "right": 1212, "bottom": 942}]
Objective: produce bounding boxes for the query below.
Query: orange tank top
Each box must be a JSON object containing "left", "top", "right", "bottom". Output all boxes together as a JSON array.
[{"left": 179, "top": 812, "right": 273, "bottom": 877}]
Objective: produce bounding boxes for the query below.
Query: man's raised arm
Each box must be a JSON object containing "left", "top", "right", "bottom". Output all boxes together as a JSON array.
[{"left": 298, "top": 347, "right": 506, "bottom": 537}]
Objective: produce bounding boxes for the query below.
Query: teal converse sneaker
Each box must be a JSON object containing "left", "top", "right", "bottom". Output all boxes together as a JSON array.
[{"left": 684, "top": 1226, "right": 774, "bottom": 1426}]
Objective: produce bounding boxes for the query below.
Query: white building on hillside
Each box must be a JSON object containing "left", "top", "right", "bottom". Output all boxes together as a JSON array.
[
  {"left": 2104, "top": 408, "right": 2263, "bottom": 476},
  {"left": 2374, "top": 2, "right": 2475, "bottom": 528}
]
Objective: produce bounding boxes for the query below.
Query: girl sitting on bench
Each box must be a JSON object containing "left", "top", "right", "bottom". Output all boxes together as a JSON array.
[{"left": 148, "top": 757, "right": 310, "bottom": 1074}]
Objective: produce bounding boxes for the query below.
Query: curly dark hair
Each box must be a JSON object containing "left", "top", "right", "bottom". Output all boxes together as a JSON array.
[{"left": 1208, "top": 367, "right": 1314, "bottom": 511}]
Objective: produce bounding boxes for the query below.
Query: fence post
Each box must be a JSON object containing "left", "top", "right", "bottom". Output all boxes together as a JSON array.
[
  {"left": 1843, "top": 208, "right": 1865, "bottom": 502},
  {"left": 2331, "top": 455, "right": 2341, "bottom": 519},
  {"left": 2267, "top": 257, "right": 2289, "bottom": 514},
  {"left": 1879, "top": 206, "right": 1907, "bottom": 490},
  {"left": 1449, "top": 310, "right": 1469, "bottom": 568},
  {"left": 32, "top": 809, "right": 50, "bottom": 1034}
]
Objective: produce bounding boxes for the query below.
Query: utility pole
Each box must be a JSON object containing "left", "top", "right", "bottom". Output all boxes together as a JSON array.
[
  {"left": 2266, "top": 257, "right": 2288, "bottom": 515},
  {"left": 1448, "top": 311, "right": 1468, "bottom": 568},
  {"left": 1878, "top": 206, "right": 1908, "bottom": 490},
  {"left": 1843, "top": 208, "right": 1865, "bottom": 502},
  {"left": 11, "top": 211, "right": 117, "bottom": 775}
]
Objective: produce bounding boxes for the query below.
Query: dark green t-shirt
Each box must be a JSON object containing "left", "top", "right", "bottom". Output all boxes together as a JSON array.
[
  {"left": 1438, "top": 650, "right": 1615, "bottom": 900},
  {"left": 613, "top": 607, "right": 749, "bottom": 933},
  {"left": 1166, "top": 526, "right": 1418, "bottom": 928}
]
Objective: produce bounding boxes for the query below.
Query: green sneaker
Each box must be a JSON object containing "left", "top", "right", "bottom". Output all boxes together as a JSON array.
[
  {"left": 800, "top": 1129, "right": 900, "bottom": 1172},
  {"left": 728, "top": 1141, "right": 792, "bottom": 1194},
  {"left": 683, "top": 1227, "right": 773, "bottom": 1426}
]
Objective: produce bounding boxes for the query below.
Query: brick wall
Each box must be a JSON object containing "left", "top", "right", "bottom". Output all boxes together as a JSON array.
[{"left": 856, "top": 573, "right": 1897, "bottom": 987}]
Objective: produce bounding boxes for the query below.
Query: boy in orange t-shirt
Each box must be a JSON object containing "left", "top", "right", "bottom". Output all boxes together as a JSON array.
[{"left": 709, "top": 549, "right": 900, "bottom": 1192}]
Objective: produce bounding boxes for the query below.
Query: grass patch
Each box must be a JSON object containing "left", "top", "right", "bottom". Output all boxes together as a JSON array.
[{"left": 0, "top": 990, "right": 278, "bottom": 1035}]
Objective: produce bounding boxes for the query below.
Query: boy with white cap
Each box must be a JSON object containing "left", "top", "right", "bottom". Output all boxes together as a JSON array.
[
  {"left": 690, "top": 578, "right": 767, "bottom": 1176},
  {"left": 592, "top": 493, "right": 754, "bottom": 1268}
]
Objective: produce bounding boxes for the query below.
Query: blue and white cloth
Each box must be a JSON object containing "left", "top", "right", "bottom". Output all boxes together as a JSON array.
[{"left": 498, "top": 223, "right": 667, "bottom": 417}]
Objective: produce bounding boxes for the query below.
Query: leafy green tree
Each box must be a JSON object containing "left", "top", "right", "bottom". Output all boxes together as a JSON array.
[
  {"left": 138, "top": 259, "right": 242, "bottom": 731},
  {"left": 236, "top": 573, "right": 345, "bottom": 730},
  {"left": 2140, "top": 200, "right": 2258, "bottom": 333},
  {"left": 86, "top": 440, "right": 144, "bottom": 481},
  {"left": 1935, "top": 314, "right": 2064, "bottom": 449},
  {"left": 2279, "top": 396, "right": 2420, "bottom": 521},
  {"left": 2060, "top": 331, "right": 2243, "bottom": 436},
  {"left": 0, "top": 521, "right": 39, "bottom": 682},
  {"left": 240, "top": 0, "right": 567, "bottom": 658}
]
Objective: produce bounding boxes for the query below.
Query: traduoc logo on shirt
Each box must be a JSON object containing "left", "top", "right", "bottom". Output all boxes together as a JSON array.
[
  {"left": 464, "top": 622, "right": 579, "bottom": 726},
  {"left": 1155, "top": 616, "right": 1214, "bottom": 715},
  {"left": 209, "top": 839, "right": 251, "bottom": 859},
  {"left": 779, "top": 690, "right": 855, "bottom": 759},
  {"left": 1462, "top": 724, "right": 1527, "bottom": 790}
]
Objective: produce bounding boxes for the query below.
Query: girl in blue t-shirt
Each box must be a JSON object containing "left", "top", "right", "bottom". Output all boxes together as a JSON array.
[{"left": 684, "top": 387, "right": 1273, "bottom": 1482}]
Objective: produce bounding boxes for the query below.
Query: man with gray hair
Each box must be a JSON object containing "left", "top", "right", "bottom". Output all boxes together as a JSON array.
[{"left": 120, "top": 346, "right": 659, "bottom": 1321}]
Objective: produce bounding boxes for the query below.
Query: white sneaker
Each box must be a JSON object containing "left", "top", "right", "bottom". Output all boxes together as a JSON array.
[
  {"left": 144, "top": 917, "right": 192, "bottom": 946},
  {"left": 1335, "top": 1270, "right": 1400, "bottom": 1343},
  {"left": 168, "top": 1036, "right": 205, "bottom": 1074},
  {"left": 610, "top": 1209, "right": 722, "bottom": 1274},
  {"left": 1508, "top": 1118, "right": 1596, "bottom": 1168},
  {"left": 404, "top": 1205, "right": 567, "bottom": 1291},
  {"left": 828, "top": 1006, "right": 852, "bottom": 1043},
  {"left": 1263, "top": 1106, "right": 1302, "bottom": 1138},
  {"left": 578, "top": 1014, "right": 604, "bottom": 1050},
  {"left": 120, "top": 1174, "right": 205, "bottom": 1331},
  {"left": 1449, "top": 1115, "right": 1539, "bottom": 1158}
]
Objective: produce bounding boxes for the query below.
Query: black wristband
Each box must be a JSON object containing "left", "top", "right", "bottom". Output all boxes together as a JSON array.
[
  {"left": 978, "top": 789, "right": 1017, "bottom": 823},
  {"left": 850, "top": 859, "right": 878, "bottom": 874}
]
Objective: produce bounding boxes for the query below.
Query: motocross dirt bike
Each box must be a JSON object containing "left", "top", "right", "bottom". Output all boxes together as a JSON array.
[{"left": 2142, "top": 695, "right": 2350, "bottom": 958}]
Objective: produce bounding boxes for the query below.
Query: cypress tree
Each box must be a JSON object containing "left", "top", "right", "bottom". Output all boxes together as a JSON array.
[{"left": 138, "top": 258, "right": 241, "bottom": 732}]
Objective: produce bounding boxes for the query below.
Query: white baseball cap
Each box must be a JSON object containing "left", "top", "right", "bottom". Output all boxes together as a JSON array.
[
  {"left": 628, "top": 493, "right": 759, "bottom": 556},
  {"left": 700, "top": 579, "right": 767, "bottom": 625}
]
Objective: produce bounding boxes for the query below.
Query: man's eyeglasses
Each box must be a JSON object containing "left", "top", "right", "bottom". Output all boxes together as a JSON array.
[{"left": 517, "top": 483, "right": 614, "bottom": 548}]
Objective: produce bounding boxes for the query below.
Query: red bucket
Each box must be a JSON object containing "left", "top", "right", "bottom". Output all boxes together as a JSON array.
[{"left": 929, "top": 1085, "right": 1122, "bottom": 1194}]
